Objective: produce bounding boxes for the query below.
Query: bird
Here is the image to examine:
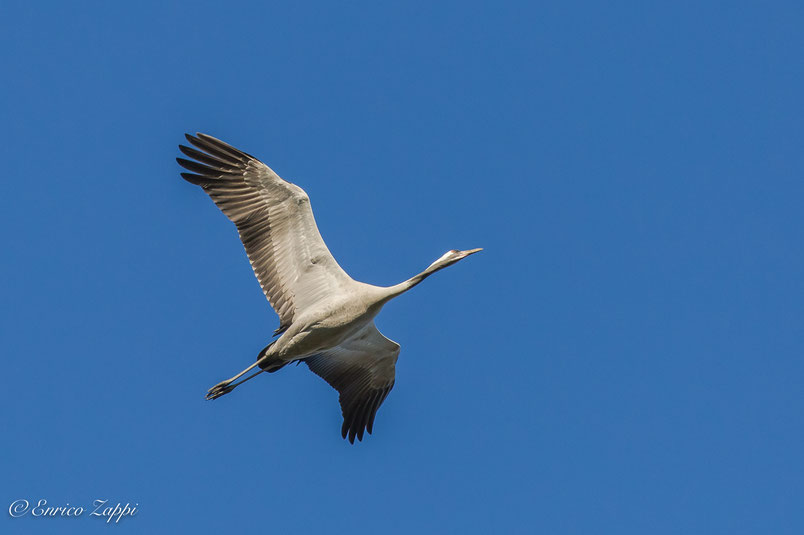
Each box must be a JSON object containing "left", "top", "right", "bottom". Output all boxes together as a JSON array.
[{"left": 177, "top": 133, "right": 482, "bottom": 443}]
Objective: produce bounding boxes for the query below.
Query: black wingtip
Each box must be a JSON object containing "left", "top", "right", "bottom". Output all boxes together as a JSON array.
[
  {"left": 178, "top": 144, "right": 199, "bottom": 159},
  {"left": 182, "top": 132, "right": 248, "bottom": 166},
  {"left": 180, "top": 172, "right": 207, "bottom": 185}
]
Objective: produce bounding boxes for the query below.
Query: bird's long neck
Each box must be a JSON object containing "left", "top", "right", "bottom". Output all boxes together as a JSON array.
[{"left": 380, "top": 262, "right": 446, "bottom": 303}]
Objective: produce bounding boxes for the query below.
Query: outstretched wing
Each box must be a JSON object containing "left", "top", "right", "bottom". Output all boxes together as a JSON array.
[
  {"left": 304, "top": 322, "right": 400, "bottom": 443},
  {"left": 177, "top": 133, "right": 354, "bottom": 335}
]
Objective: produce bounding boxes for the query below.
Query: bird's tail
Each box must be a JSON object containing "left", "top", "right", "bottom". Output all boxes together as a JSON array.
[{"left": 256, "top": 342, "right": 287, "bottom": 373}]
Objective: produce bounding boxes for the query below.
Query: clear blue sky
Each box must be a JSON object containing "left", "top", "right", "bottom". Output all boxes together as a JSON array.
[{"left": 2, "top": 1, "right": 802, "bottom": 533}]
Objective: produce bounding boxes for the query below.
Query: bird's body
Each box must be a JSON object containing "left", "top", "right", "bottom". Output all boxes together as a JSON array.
[
  {"left": 177, "top": 133, "right": 481, "bottom": 442},
  {"left": 268, "top": 284, "right": 384, "bottom": 360}
]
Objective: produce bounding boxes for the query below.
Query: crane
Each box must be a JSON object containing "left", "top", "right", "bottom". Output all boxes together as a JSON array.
[{"left": 177, "top": 133, "right": 481, "bottom": 443}]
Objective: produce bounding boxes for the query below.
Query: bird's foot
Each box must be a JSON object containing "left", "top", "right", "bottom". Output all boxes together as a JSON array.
[{"left": 206, "top": 379, "right": 235, "bottom": 400}]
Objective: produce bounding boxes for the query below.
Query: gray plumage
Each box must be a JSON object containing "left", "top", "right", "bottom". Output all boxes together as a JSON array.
[{"left": 178, "top": 133, "right": 481, "bottom": 443}]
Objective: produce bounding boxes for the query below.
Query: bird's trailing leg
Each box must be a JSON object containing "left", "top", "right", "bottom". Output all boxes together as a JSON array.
[
  {"left": 205, "top": 348, "right": 273, "bottom": 400},
  {"left": 206, "top": 342, "right": 276, "bottom": 400},
  {"left": 206, "top": 369, "right": 264, "bottom": 400}
]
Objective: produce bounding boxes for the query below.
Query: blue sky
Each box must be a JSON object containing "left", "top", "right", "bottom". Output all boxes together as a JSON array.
[{"left": 2, "top": 1, "right": 802, "bottom": 533}]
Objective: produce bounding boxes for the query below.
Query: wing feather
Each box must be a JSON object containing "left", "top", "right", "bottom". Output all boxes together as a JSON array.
[
  {"left": 304, "top": 323, "right": 400, "bottom": 443},
  {"left": 177, "top": 133, "right": 355, "bottom": 333}
]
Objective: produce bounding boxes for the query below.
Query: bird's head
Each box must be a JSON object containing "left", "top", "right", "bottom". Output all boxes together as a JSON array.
[{"left": 425, "top": 248, "right": 483, "bottom": 273}]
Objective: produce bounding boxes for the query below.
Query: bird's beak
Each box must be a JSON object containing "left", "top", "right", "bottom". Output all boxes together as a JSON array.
[{"left": 462, "top": 248, "right": 483, "bottom": 256}]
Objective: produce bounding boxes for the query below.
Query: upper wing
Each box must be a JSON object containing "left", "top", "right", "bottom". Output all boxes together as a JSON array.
[
  {"left": 304, "top": 322, "right": 400, "bottom": 443},
  {"left": 177, "top": 133, "right": 354, "bottom": 335}
]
